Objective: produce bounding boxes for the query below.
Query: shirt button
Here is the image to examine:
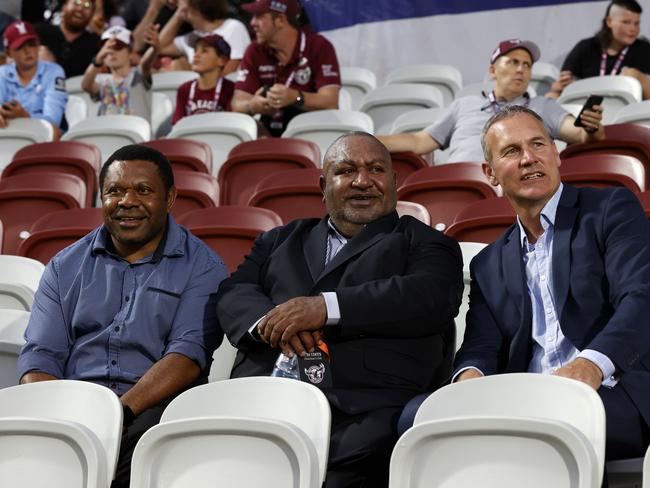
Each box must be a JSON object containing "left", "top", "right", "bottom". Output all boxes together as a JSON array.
[
  {"left": 125, "top": 296, "right": 130, "bottom": 302},
  {"left": 114, "top": 326, "right": 120, "bottom": 332},
  {"left": 540, "top": 275, "right": 546, "bottom": 281},
  {"left": 546, "top": 308, "right": 553, "bottom": 315},
  {"left": 111, "top": 360, "right": 117, "bottom": 365}
]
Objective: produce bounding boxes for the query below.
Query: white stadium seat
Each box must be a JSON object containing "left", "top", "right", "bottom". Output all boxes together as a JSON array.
[
  {"left": 0, "top": 309, "right": 29, "bottom": 389},
  {"left": 0, "top": 255, "right": 45, "bottom": 312},
  {"left": 385, "top": 64, "right": 463, "bottom": 107},
  {"left": 0, "top": 118, "right": 54, "bottom": 171},
  {"left": 340, "top": 66, "right": 377, "bottom": 111}
]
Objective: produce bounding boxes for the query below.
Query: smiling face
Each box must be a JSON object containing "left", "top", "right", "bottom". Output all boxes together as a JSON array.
[
  {"left": 62, "top": 0, "right": 95, "bottom": 32},
  {"left": 320, "top": 134, "right": 397, "bottom": 237},
  {"left": 101, "top": 159, "right": 176, "bottom": 262},
  {"left": 607, "top": 6, "right": 641, "bottom": 48},
  {"left": 483, "top": 112, "right": 561, "bottom": 212},
  {"left": 489, "top": 48, "right": 533, "bottom": 101}
]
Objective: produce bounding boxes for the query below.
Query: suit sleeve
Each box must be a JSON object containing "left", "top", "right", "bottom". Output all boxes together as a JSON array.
[
  {"left": 215, "top": 229, "right": 279, "bottom": 349},
  {"left": 584, "top": 189, "right": 650, "bottom": 373},
  {"left": 335, "top": 227, "right": 463, "bottom": 338}
]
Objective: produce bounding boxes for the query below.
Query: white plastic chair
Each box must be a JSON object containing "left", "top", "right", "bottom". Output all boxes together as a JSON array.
[
  {"left": 558, "top": 75, "right": 642, "bottom": 124},
  {"left": 644, "top": 445, "right": 650, "bottom": 488},
  {"left": 168, "top": 112, "right": 257, "bottom": 176},
  {"left": 66, "top": 75, "right": 100, "bottom": 119},
  {"left": 61, "top": 114, "right": 152, "bottom": 164},
  {"left": 0, "top": 255, "right": 45, "bottom": 311},
  {"left": 0, "top": 380, "right": 123, "bottom": 488},
  {"left": 0, "top": 118, "right": 54, "bottom": 171},
  {"left": 396, "top": 201, "right": 430, "bottom": 225},
  {"left": 359, "top": 84, "right": 444, "bottom": 134},
  {"left": 152, "top": 71, "right": 198, "bottom": 112},
  {"left": 338, "top": 87, "right": 352, "bottom": 111},
  {"left": 455, "top": 242, "right": 487, "bottom": 352},
  {"left": 612, "top": 100, "right": 650, "bottom": 127},
  {"left": 207, "top": 340, "right": 237, "bottom": 382},
  {"left": 531, "top": 61, "right": 560, "bottom": 97},
  {"left": 282, "top": 109, "right": 374, "bottom": 163},
  {"left": 66, "top": 94, "right": 88, "bottom": 129},
  {"left": 389, "top": 373, "right": 606, "bottom": 488},
  {"left": 0, "top": 309, "right": 29, "bottom": 388},
  {"left": 340, "top": 66, "right": 377, "bottom": 111},
  {"left": 130, "top": 377, "right": 331, "bottom": 488},
  {"left": 456, "top": 81, "right": 537, "bottom": 99},
  {"left": 385, "top": 64, "right": 463, "bottom": 107},
  {"left": 151, "top": 92, "right": 173, "bottom": 137},
  {"left": 389, "top": 107, "right": 446, "bottom": 134}
]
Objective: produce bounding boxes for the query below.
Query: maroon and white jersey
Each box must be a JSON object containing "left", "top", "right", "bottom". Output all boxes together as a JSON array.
[{"left": 173, "top": 76, "right": 234, "bottom": 125}]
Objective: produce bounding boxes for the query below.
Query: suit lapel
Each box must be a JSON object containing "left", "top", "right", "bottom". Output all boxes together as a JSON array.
[
  {"left": 552, "top": 185, "right": 579, "bottom": 319},
  {"left": 315, "top": 212, "right": 399, "bottom": 286},
  {"left": 302, "top": 218, "right": 329, "bottom": 283}
]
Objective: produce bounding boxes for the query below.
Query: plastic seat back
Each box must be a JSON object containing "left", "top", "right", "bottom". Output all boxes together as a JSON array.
[
  {"left": 0, "top": 380, "right": 122, "bottom": 487},
  {"left": 560, "top": 153, "right": 645, "bottom": 192},
  {"left": 66, "top": 74, "right": 100, "bottom": 118},
  {"left": 612, "top": 100, "right": 650, "bottom": 127},
  {"left": 0, "top": 309, "right": 29, "bottom": 388},
  {"left": 151, "top": 92, "right": 173, "bottom": 137},
  {"left": 0, "top": 255, "right": 44, "bottom": 311},
  {"left": 644, "top": 445, "right": 650, "bottom": 488},
  {"left": 557, "top": 75, "right": 642, "bottom": 123},
  {"left": 397, "top": 163, "right": 497, "bottom": 231},
  {"left": 385, "top": 64, "right": 462, "bottom": 107},
  {"left": 6, "top": 140, "right": 102, "bottom": 207},
  {"left": 171, "top": 170, "right": 220, "bottom": 219},
  {"left": 168, "top": 112, "right": 257, "bottom": 176},
  {"left": 396, "top": 201, "right": 430, "bottom": 225},
  {"left": 340, "top": 66, "right": 377, "bottom": 110},
  {"left": 359, "top": 83, "right": 444, "bottom": 134},
  {"left": 637, "top": 191, "right": 650, "bottom": 220},
  {"left": 152, "top": 70, "right": 198, "bottom": 112},
  {"left": 444, "top": 196, "right": 516, "bottom": 243},
  {"left": 177, "top": 206, "right": 282, "bottom": 273},
  {"left": 455, "top": 242, "right": 487, "bottom": 351},
  {"left": 530, "top": 61, "right": 560, "bottom": 97},
  {"left": 391, "top": 152, "right": 429, "bottom": 187},
  {"left": 248, "top": 168, "right": 325, "bottom": 224},
  {"left": 0, "top": 173, "right": 86, "bottom": 255},
  {"left": 66, "top": 94, "right": 88, "bottom": 128},
  {"left": 141, "top": 139, "right": 213, "bottom": 174},
  {"left": 282, "top": 110, "right": 374, "bottom": 162},
  {"left": 390, "top": 107, "right": 446, "bottom": 135},
  {"left": 219, "top": 138, "right": 320, "bottom": 206},
  {"left": 0, "top": 118, "right": 54, "bottom": 170}
]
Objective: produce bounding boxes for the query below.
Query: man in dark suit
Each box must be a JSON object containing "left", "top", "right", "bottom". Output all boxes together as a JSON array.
[
  {"left": 454, "top": 105, "right": 650, "bottom": 461},
  {"left": 216, "top": 132, "right": 463, "bottom": 487}
]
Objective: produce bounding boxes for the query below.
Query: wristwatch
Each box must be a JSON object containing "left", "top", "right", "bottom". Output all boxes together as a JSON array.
[{"left": 295, "top": 91, "right": 305, "bottom": 107}]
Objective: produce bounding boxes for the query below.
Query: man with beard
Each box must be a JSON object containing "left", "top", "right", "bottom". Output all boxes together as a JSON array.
[
  {"left": 36, "top": 0, "right": 101, "bottom": 77},
  {"left": 18, "top": 144, "right": 227, "bottom": 487}
]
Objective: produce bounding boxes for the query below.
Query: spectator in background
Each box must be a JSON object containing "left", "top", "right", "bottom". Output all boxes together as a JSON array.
[
  {"left": 172, "top": 33, "right": 233, "bottom": 125},
  {"left": 129, "top": 0, "right": 193, "bottom": 54},
  {"left": 377, "top": 39, "right": 604, "bottom": 164},
  {"left": 549, "top": 0, "right": 650, "bottom": 100},
  {"left": 0, "top": 20, "right": 67, "bottom": 138},
  {"left": 86, "top": 0, "right": 126, "bottom": 36},
  {"left": 232, "top": 0, "right": 340, "bottom": 137},
  {"left": 156, "top": 0, "right": 249, "bottom": 74},
  {"left": 36, "top": 0, "right": 101, "bottom": 77},
  {"left": 81, "top": 25, "right": 159, "bottom": 120}
]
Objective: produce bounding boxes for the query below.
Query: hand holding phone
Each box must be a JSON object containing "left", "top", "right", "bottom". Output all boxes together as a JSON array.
[{"left": 574, "top": 95, "right": 604, "bottom": 128}]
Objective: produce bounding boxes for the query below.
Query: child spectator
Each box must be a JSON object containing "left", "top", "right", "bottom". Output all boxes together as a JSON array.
[
  {"left": 172, "top": 33, "right": 233, "bottom": 125},
  {"left": 81, "top": 24, "right": 159, "bottom": 120}
]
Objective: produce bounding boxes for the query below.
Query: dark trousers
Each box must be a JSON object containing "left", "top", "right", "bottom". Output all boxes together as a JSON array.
[
  {"left": 110, "top": 403, "right": 167, "bottom": 488},
  {"left": 599, "top": 385, "right": 650, "bottom": 461},
  {"left": 324, "top": 406, "right": 401, "bottom": 488}
]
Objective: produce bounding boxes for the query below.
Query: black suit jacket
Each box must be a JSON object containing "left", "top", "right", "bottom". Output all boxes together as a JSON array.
[
  {"left": 217, "top": 212, "right": 463, "bottom": 414},
  {"left": 454, "top": 186, "right": 650, "bottom": 425}
]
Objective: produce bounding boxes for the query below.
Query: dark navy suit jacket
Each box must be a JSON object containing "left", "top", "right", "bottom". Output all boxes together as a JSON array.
[{"left": 454, "top": 185, "right": 650, "bottom": 425}]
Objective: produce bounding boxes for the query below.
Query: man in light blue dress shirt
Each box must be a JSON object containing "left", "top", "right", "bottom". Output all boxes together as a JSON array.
[{"left": 454, "top": 105, "right": 650, "bottom": 462}]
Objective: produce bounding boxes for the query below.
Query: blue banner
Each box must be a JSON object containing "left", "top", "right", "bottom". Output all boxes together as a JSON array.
[{"left": 302, "top": 0, "right": 603, "bottom": 32}]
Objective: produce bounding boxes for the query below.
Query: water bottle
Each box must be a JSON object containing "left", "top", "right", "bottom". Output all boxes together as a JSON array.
[{"left": 270, "top": 352, "right": 299, "bottom": 379}]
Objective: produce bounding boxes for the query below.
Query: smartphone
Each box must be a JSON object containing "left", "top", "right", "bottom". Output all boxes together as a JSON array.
[
  {"left": 574, "top": 95, "right": 604, "bottom": 128},
  {"left": 261, "top": 85, "right": 270, "bottom": 97}
]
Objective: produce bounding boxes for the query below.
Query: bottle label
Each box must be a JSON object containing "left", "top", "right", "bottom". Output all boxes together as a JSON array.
[{"left": 298, "top": 350, "right": 332, "bottom": 388}]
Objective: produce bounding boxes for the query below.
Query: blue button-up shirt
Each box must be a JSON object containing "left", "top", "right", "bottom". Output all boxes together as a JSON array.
[
  {"left": 0, "top": 60, "right": 67, "bottom": 126},
  {"left": 18, "top": 216, "right": 227, "bottom": 395},
  {"left": 518, "top": 184, "right": 616, "bottom": 386}
]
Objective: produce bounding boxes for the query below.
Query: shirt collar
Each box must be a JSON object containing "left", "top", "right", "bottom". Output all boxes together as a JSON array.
[
  {"left": 5, "top": 61, "right": 44, "bottom": 85},
  {"left": 326, "top": 218, "right": 349, "bottom": 243},
  {"left": 92, "top": 214, "right": 186, "bottom": 262},
  {"left": 517, "top": 183, "right": 563, "bottom": 248}
]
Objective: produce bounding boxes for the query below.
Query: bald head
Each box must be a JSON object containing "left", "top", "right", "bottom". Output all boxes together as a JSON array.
[{"left": 323, "top": 132, "right": 393, "bottom": 174}]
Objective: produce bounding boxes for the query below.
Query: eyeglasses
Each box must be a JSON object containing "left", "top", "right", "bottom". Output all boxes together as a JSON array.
[{"left": 71, "top": 0, "right": 94, "bottom": 10}]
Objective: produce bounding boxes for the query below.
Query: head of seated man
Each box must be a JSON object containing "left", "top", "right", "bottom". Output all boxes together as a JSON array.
[
  {"left": 320, "top": 132, "right": 398, "bottom": 237},
  {"left": 99, "top": 144, "right": 177, "bottom": 263},
  {"left": 488, "top": 39, "right": 539, "bottom": 102}
]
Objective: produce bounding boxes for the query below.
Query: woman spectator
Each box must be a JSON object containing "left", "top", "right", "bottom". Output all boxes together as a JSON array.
[{"left": 548, "top": 0, "right": 650, "bottom": 100}]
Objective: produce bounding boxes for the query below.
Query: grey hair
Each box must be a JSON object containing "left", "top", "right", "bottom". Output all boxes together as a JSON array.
[{"left": 480, "top": 105, "right": 550, "bottom": 163}]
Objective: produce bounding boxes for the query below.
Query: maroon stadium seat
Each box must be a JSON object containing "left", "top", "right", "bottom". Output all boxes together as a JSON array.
[
  {"left": 560, "top": 154, "right": 645, "bottom": 193},
  {"left": 172, "top": 170, "right": 220, "bottom": 219},
  {"left": 637, "top": 191, "right": 650, "bottom": 220},
  {"left": 445, "top": 196, "right": 516, "bottom": 243},
  {"left": 141, "top": 139, "right": 213, "bottom": 175},
  {"left": 219, "top": 138, "right": 320, "bottom": 206},
  {"left": 390, "top": 151, "right": 429, "bottom": 187}
]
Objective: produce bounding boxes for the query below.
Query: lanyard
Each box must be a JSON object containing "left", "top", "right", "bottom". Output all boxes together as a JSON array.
[
  {"left": 487, "top": 90, "right": 529, "bottom": 113},
  {"left": 283, "top": 32, "right": 306, "bottom": 87},
  {"left": 600, "top": 46, "right": 628, "bottom": 76},
  {"left": 187, "top": 76, "right": 223, "bottom": 114}
]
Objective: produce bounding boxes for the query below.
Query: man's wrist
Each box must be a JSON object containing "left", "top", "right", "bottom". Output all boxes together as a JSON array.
[
  {"left": 294, "top": 90, "right": 305, "bottom": 107},
  {"left": 92, "top": 56, "right": 102, "bottom": 68}
]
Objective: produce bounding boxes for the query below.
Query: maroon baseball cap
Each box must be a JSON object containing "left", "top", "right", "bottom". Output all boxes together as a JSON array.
[
  {"left": 3, "top": 20, "right": 39, "bottom": 51},
  {"left": 242, "top": 0, "right": 300, "bottom": 18},
  {"left": 190, "top": 33, "right": 231, "bottom": 59},
  {"left": 490, "top": 39, "right": 540, "bottom": 64}
]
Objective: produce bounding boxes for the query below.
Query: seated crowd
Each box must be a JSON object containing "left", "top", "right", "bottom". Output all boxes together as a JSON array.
[{"left": 1, "top": 0, "right": 650, "bottom": 487}]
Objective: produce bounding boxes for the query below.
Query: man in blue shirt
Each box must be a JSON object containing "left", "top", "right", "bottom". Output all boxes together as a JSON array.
[
  {"left": 0, "top": 20, "right": 67, "bottom": 137},
  {"left": 454, "top": 106, "right": 650, "bottom": 463},
  {"left": 18, "top": 144, "right": 227, "bottom": 487}
]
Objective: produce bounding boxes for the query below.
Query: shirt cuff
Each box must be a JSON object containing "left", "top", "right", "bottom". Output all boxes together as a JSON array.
[
  {"left": 578, "top": 349, "right": 618, "bottom": 387},
  {"left": 321, "top": 292, "right": 340, "bottom": 325},
  {"left": 248, "top": 315, "right": 265, "bottom": 341},
  {"left": 451, "top": 366, "right": 484, "bottom": 383}
]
